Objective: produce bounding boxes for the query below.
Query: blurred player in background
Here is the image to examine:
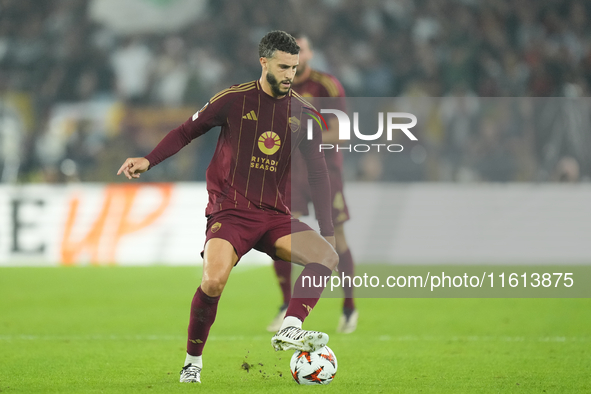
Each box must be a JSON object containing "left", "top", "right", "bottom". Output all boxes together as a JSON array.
[
  {"left": 267, "top": 33, "right": 358, "bottom": 334},
  {"left": 118, "top": 31, "right": 337, "bottom": 384}
]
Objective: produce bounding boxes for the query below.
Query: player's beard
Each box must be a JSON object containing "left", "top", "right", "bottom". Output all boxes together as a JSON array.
[{"left": 266, "top": 71, "right": 291, "bottom": 97}]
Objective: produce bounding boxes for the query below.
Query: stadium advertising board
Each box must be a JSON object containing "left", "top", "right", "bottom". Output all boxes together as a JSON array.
[{"left": 1, "top": 183, "right": 590, "bottom": 271}]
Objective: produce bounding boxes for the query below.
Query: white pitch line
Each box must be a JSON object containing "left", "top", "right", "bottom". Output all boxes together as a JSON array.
[
  {"left": 0, "top": 334, "right": 266, "bottom": 342},
  {"left": 0, "top": 334, "right": 587, "bottom": 342},
  {"left": 375, "top": 335, "right": 586, "bottom": 342}
]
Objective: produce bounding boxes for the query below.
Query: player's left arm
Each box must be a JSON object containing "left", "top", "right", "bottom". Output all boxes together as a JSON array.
[
  {"left": 322, "top": 117, "right": 341, "bottom": 145},
  {"left": 298, "top": 122, "right": 335, "bottom": 244},
  {"left": 319, "top": 75, "right": 346, "bottom": 145}
]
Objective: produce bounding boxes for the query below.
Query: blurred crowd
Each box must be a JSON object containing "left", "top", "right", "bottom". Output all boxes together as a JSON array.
[{"left": 0, "top": 0, "right": 590, "bottom": 183}]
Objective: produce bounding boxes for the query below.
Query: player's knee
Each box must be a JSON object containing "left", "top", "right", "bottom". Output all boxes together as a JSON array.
[
  {"left": 321, "top": 248, "right": 339, "bottom": 271},
  {"left": 201, "top": 277, "right": 227, "bottom": 297}
]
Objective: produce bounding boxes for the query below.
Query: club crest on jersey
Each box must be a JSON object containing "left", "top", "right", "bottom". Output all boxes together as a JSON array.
[
  {"left": 258, "top": 131, "right": 281, "bottom": 155},
  {"left": 211, "top": 222, "right": 222, "bottom": 233},
  {"left": 192, "top": 102, "right": 209, "bottom": 121},
  {"left": 289, "top": 116, "right": 300, "bottom": 132}
]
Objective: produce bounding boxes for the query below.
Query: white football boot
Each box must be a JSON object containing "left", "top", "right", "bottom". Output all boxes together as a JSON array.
[
  {"left": 266, "top": 305, "right": 288, "bottom": 332},
  {"left": 271, "top": 326, "right": 329, "bottom": 352},
  {"left": 336, "top": 309, "right": 359, "bottom": 334},
  {"left": 179, "top": 364, "right": 201, "bottom": 383}
]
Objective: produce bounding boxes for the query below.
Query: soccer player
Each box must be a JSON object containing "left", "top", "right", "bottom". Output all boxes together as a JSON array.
[
  {"left": 267, "top": 33, "right": 358, "bottom": 334},
  {"left": 117, "top": 31, "right": 337, "bottom": 384}
]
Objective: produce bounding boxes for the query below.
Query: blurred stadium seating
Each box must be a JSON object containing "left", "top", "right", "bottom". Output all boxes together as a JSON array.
[{"left": 0, "top": 0, "right": 590, "bottom": 183}]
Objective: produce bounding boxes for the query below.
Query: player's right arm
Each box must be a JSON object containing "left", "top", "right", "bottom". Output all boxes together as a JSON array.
[{"left": 117, "top": 96, "right": 229, "bottom": 179}]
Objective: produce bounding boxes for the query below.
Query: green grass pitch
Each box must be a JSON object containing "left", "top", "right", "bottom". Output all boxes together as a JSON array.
[{"left": 0, "top": 265, "right": 589, "bottom": 393}]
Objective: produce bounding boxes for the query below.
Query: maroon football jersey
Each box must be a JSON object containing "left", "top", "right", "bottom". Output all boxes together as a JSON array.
[
  {"left": 144, "top": 80, "right": 334, "bottom": 236},
  {"left": 292, "top": 69, "right": 346, "bottom": 174},
  {"left": 287, "top": 70, "right": 347, "bottom": 214}
]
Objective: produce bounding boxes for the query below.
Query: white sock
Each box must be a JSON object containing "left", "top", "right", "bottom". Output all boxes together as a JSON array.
[
  {"left": 280, "top": 316, "right": 303, "bottom": 331},
  {"left": 184, "top": 353, "right": 202, "bottom": 368}
]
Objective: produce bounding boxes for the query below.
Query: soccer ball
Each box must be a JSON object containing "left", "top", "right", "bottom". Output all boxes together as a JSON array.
[{"left": 289, "top": 346, "right": 337, "bottom": 385}]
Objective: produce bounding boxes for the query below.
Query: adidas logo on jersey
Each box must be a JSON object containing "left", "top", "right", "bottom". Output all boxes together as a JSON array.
[{"left": 242, "top": 110, "right": 258, "bottom": 121}]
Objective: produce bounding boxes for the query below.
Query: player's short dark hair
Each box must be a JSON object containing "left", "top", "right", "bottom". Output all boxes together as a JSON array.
[{"left": 259, "top": 30, "right": 300, "bottom": 58}]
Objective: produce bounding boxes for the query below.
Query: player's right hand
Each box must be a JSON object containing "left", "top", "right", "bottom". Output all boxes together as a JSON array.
[{"left": 117, "top": 157, "right": 150, "bottom": 180}]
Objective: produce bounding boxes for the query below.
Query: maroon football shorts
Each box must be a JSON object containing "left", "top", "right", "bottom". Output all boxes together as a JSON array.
[{"left": 203, "top": 207, "right": 313, "bottom": 263}]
